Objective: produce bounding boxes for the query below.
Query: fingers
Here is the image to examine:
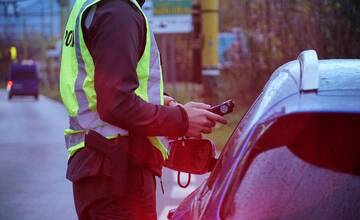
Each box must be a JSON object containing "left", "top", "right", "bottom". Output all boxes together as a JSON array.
[
  {"left": 186, "top": 133, "right": 203, "bottom": 139},
  {"left": 185, "top": 102, "right": 227, "bottom": 124},
  {"left": 185, "top": 102, "right": 211, "bottom": 110},
  {"left": 203, "top": 120, "right": 216, "bottom": 128},
  {"left": 164, "top": 95, "right": 178, "bottom": 106},
  {"left": 204, "top": 110, "right": 228, "bottom": 124},
  {"left": 201, "top": 127, "right": 212, "bottom": 134},
  {"left": 185, "top": 127, "right": 211, "bottom": 136},
  {"left": 183, "top": 101, "right": 227, "bottom": 137},
  {"left": 168, "top": 100, "right": 178, "bottom": 106}
]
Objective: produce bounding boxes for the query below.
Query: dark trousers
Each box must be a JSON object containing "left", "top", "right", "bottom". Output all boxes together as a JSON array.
[{"left": 73, "top": 163, "right": 157, "bottom": 220}]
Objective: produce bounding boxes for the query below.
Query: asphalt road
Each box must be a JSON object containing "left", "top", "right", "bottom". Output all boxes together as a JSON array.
[{"left": 0, "top": 90, "right": 207, "bottom": 220}]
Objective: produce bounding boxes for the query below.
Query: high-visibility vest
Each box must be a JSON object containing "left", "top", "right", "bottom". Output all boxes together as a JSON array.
[{"left": 60, "top": 0, "right": 168, "bottom": 160}]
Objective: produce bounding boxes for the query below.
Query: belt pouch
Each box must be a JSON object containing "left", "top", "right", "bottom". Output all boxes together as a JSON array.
[{"left": 85, "top": 130, "right": 129, "bottom": 196}]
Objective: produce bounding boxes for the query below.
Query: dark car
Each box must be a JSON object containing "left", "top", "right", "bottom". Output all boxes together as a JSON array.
[
  {"left": 7, "top": 62, "right": 39, "bottom": 100},
  {"left": 169, "top": 50, "right": 360, "bottom": 220}
]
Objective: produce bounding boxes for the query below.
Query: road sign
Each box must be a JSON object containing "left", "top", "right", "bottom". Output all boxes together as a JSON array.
[
  {"left": 153, "top": 0, "right": 192, "bottom": 15},
  {"left": 143, "top": 0, "right": 192, "bottom": 34}
]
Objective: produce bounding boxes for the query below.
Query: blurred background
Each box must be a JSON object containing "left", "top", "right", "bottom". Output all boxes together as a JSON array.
[
  {"left": 0, "top": 0, "right": 360, "bottom": 149},
  {"left": 1, "top": 1, "right": 360, "bottom": 219}
]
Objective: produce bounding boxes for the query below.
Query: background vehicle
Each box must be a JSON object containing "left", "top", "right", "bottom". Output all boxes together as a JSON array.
[
  {"left": 169, "top": 50, "right": 360, "bottom": 220},
  {"left": 7, "top": 61, "right": 39, "bottom": 100}
]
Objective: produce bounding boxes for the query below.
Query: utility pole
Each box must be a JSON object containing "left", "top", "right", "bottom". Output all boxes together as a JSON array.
[
  {"left": 22, "top": 18, "right": 28, "bottom": 59},
  {"left": 40, "top": 1, "right": 45, "bottom": 38},
  {"left": 192, "top": 0, "right": 202, "bottom": 83},
  {"left": 50, "top": 0, "right": 54, "bottom": 40},
  {"left": 201, "top": 0, "right": 219, "bottom": 104},
  {"left": 58, "top": 0, "right": 70, "bottom": 38}
]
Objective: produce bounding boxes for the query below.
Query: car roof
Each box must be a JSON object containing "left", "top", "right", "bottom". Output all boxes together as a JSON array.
[
  {"left": 247, "top": 57, "right": 360, "bottom": 126},
  {"left": 9, "top": 63, "right": 38, "bottom": 78},
  {"left": 319, "top": 60, "right": 360, "bottom": 91},
  {"left": 10, "top": 63, "right": 37, "bottom": 72}
]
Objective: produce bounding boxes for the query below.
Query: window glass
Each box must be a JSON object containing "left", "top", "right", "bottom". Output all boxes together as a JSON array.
[
  {"left": 11, "top": 67, "right": 37, "bottom": 80},
  {"left": 228, "top": 114, "right": 360, "bottom": 219},
  {"left": 231, "top": 147, "right": 360, "bottom": 219}
]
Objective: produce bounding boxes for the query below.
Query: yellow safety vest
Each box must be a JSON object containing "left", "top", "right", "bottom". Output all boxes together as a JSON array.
[{"left": 59, "top": 0, "right": 168, "bottom": 159}]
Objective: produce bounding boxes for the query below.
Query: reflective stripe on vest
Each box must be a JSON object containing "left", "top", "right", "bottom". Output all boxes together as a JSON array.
[{"left": 60, "top": 0, "right": 168, "bottom": 159}]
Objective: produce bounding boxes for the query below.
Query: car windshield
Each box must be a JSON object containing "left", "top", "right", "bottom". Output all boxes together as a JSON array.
[
  {"left": 10, "top": 66, "right": 37, "bottom": 80},
  {"left": 226, "top": 113, "right": 360, "bottom": 220}
]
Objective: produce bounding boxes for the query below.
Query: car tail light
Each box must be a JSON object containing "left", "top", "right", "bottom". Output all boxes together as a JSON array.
[{"left": 7, "top": 80, "right": 13, "bottom": 91}]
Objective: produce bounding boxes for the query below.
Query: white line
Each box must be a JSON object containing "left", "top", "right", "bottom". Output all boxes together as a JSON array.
[{"left": 158, "top": 205, "right": 177, "bottom": 220}]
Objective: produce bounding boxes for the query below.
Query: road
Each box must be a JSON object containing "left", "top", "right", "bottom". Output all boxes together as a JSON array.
[{"left": 0, "top": 90, "right": 208, "bottom": 220}]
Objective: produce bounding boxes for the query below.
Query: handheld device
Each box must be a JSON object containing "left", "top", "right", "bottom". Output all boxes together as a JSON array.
[{"left": 209, "top": 99, "right": 234, "bottom": 116}]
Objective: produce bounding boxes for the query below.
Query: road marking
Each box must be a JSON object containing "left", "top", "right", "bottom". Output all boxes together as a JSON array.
[
  {"left": 170, "top": 185, "right": 196, "bottom": 199},
  {"left": 158, "top": 205, "right": 177, "bottom": 220}
]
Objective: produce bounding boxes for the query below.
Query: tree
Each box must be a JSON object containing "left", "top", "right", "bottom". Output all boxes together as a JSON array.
[{"left": 218, "top": 0, "right": 360, "bottom": 107}]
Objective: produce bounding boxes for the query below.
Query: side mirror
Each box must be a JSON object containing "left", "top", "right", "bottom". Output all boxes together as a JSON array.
[{"left": 164, "top": 138, "right": 217, "bottom": 175}]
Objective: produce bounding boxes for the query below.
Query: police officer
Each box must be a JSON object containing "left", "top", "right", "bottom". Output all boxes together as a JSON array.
[{"left": 59, "top": 0, "right": 227, "bottom": 219}]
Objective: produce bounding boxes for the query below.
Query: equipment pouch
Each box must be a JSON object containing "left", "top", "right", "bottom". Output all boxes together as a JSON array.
[
  {"left": 164, "top": 138, "right": 217, "bottom": 188},
  {"left": 164, "top": 138, "right": 217, "bottom": 175},
  {"left": 84, "top": 130, "right": 130, "bottom": 196}
]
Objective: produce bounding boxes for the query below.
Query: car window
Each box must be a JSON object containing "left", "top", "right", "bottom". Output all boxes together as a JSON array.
[
  {"left": 226, "top": 113, "right": 360, "bottom": 220},
  {"left": 230, "top": 146, "right": 360, "bottom": 220},
  {"left": 10, "top": 66, "right": 37, "bottom": 80}
]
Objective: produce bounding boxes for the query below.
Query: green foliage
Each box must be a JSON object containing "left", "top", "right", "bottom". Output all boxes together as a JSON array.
[
  {"left": 217, "top": 0, "right": 360, "bottom": 109},
  {"left": 207, "top": 0, "right": 360, "bottom": 149}
]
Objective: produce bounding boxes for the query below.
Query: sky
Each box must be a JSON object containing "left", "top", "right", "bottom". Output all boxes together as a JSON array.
[
  {"left": 0, "top": 0, "right": 195, "bottom": 40},
  {"left": 0, "top": 0, "right": 68, "bottom": 41}
]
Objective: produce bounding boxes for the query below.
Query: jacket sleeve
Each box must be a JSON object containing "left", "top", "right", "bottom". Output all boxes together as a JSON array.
[{"left": 85, "top": 0, "right": 188, "bottom": 137}]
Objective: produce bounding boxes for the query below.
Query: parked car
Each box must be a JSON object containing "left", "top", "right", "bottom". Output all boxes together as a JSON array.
[
  {"left": 169, "top": 50, "right": 360, "bottom": 220},
  {"left": 7, "top": 61, "right": 39, "bottom": 100}
]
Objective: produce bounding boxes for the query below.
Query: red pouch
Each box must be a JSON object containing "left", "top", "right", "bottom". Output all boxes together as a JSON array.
[{"left": 164, "top": 138, "right": 217, "bottom": 187}]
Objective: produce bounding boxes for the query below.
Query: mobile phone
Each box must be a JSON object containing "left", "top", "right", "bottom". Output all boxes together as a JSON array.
[{"left": 209, "top": 100, "right": 234, "bottom": 116}]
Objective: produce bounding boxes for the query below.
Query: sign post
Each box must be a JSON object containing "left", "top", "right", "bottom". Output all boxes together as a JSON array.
[
  {"left": 201, "top": 0, "right": 219, "bottom": 103},
  {"left": 192, "top": 1, "right": 202, "bottom": 83}
]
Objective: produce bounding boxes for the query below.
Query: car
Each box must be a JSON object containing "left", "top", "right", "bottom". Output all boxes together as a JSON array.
[
  {"left": 169, "top": 50, "right": 360, "bottom": 220},
  {"left": 7, "top": 61, "right": 39, "bottom": 100}
]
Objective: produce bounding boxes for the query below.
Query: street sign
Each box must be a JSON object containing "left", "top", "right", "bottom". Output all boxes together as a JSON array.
[
  {"left": 153, "top": 0, "right": 192, "bottom": 15},
  {"left": 143, "top": 0, "right": 192, "bottom": 34}
]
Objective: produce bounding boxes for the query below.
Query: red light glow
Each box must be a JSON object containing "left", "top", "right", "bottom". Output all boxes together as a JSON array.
[{"left": 7, "top": 81, "right": 13, "bottom": 91}]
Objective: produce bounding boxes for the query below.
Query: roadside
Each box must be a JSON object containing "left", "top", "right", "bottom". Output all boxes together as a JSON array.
[
  {"left": 40, "top": 84, "right": 61, "bottom": 102},
  {"left": 0, "top": 90, "right": 76, "bottom": 220}
]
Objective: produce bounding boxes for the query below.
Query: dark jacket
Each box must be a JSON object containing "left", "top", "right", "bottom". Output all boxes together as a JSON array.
[{"left": 67, "top": 0, "right": 188, "bottom": 181}]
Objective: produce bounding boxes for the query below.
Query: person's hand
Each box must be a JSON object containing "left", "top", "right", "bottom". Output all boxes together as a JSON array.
[
  {"left": 164, "top": 95, "right": 178, "bottom": 106},
  {"left": 183, "top": 102, "right": 227, "bottom": 137}
]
